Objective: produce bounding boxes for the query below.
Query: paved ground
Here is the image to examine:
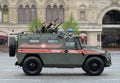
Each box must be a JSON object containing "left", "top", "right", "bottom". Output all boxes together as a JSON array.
[{"left": 0, "top": 51, "right": 119, "bottom": 83}]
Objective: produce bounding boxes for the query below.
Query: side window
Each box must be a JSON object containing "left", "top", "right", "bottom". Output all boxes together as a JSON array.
[
  {"left": 65, "top": 41, "right": 76, "bottom": 49},
  {"left": 48, "top": 40, "right": 59, "bottom": 44},
  {"left": 47, "top": 39, "right": 63, "bottom": 49}
]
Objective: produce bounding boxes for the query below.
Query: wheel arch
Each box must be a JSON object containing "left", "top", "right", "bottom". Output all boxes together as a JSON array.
[
  {"left": 21, "top": 54, "right": 44, "bottom": 66},
  {"left": 82, "top": 55, "right": 106, "bottom": 67}
]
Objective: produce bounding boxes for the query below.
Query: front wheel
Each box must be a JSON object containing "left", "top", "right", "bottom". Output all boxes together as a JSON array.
[
  {"left": 83, "top": 57, "right": 104, "bottom": 76},
  {"left": 22, "top": 56, "right": 42, "bottom": 76}
]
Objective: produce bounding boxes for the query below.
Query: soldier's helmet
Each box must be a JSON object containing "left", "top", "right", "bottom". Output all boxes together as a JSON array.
[
  {"left": 68, "top": 29, "right": 73, "bottom": 36},
  {"left": 57, "top": 29, "right": 64, "bottom": 37}
]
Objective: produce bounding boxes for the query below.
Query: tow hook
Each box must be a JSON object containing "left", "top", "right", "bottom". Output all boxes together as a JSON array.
[
  {"left": 82, "top": 50, "right": 86, "bottom": 56},
  {"left": 15, "top": 61, "right": 19, "bottom": 66},
  {"left": 82, "top": 52, "right": 85, "bottom": 56}
]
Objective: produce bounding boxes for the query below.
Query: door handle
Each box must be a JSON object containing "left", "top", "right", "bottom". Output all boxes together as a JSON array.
[{"left": 64, "top": 50, "right": 68, "bottom": 53}]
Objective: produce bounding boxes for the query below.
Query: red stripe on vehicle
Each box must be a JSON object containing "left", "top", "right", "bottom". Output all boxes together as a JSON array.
[
  {"left": 17, "top": 49, "right": 83, "bottom": 54},
  {"left": 18, "top": 49, "right": 101, "bottom": 54},
  {"left": 83, "top": 50, "right": 102, "bottom": 55},
  {"left": 18, "top": 49, "right": 52, "bottom": 53},
  {"left": 19, "top": 43, "right": 62, "bottom": 48}
]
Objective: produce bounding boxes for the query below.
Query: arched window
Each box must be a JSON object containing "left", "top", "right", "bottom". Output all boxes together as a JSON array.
[
  {"left": 25, "top": 5, "right": 30, "bottom": 23},
  {"left": 80, "top": 11, "right": 85, "bottom": 20},
  {"left": 103, "top": 10, "right": 120, "bottom": 24},
  {"left": 3, "top": 5, "right": 8, "bottom": 23},
  {"left": 46, "top": 5, "right": 52, "bottom": 24},
  {"left": 31, "top": 5, "right": 36, "bottom": 21},
  {"left": 0, "top": 5, "right": 9, "bottom": 24},
  {"left": 53, "top": 5, "right": 58, "bottom": 21},
  {"left": 18, "top": 5, "right": 37, "bottom": 24},
  {"left": 18, "top": 5, "right": 24, "bottom": 24},
  {"left": 59, "top": 5, "right": 64, "bottom": 23},
  {"left": 46, "top": 5, "right": 64, "bottom": 24}
]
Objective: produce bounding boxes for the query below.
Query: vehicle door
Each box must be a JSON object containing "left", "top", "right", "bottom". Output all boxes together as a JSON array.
[
  {"left": 40, "top": 38, "right": 66, "bottom": 65},
  {"left": 63, "top": 38, "right": 86, "bottom": 66}
]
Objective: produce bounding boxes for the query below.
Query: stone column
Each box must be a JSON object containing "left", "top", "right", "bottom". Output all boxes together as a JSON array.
[
  {"left": 8, "top": 6, "right": 17, "bottom": 24},
  {"left": 64, "top": 6, "right": 69, "bottom": 21},
  {"left": 37, "top": 5, "right": 45, "bottom": 21}
]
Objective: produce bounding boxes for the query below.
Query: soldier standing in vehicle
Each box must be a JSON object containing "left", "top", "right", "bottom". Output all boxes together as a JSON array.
[
  {"left": 48, "top": 21, "right": 56, "bottom": 33},
  {"left": 41, "top": 22, "right": 47, "bottom": 33},
  {"left": 35, "top": 25, "right": 40, "bottom": 33}
]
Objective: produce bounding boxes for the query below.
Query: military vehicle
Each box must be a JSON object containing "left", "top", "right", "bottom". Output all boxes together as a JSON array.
[{"left": 9, "top": 20, "right": 111, "bottom": 76}]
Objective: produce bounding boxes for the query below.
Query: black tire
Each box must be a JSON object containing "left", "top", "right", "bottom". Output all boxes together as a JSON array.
[
  {"left": 84, "top": 57, "right": 104, "bottom": 76},
  {"left": 82, "top": 66, "right": 86, "bottom": 73},
  {"left": 9, "top": 37, "right": 16, "bottom": 57},
  {"left": 22, "top": 56, "right": 42, "bottom": 76}
]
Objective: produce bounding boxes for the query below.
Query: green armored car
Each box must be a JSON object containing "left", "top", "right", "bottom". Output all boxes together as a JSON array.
[{"left": 9, "top": 22, "right": 111, "bottom": 76}]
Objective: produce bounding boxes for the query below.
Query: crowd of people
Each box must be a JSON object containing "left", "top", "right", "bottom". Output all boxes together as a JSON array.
[
  {"left": 0, "top": 38, "right": 7, "bottom": 45},
  {"left": 33, "top": 18, "right": 62, "bottom": 34}
]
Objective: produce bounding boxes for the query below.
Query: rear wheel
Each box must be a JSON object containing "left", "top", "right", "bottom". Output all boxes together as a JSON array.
[
  {"left": 82, "top": 66, "right": 86, "bottom": 73},
  {"left": 22, "top": 56, "right": 42, "bottom": 76},
  {"left": 83, "top": 57, "right": 104, "bottom": 76}
]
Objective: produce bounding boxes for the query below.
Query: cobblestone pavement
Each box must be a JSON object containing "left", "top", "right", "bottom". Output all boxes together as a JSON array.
[{"left": 0, "top": 52, "right": 119, "bottom": 83}]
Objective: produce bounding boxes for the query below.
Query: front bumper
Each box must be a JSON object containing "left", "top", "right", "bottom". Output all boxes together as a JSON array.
[
  {"left": 105, "top": 59, "right": 112, "bottom": 67},
  {"left": 104, "top": 51, "right": 112, "bottom": 67}
]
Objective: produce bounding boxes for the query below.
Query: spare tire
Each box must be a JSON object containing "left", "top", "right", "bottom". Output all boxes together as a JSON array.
[{"left": 9, "top": 37, "right": 16, "bottom": 57}]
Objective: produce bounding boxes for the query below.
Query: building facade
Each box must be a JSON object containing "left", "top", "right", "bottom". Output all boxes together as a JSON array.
[{"left": 0, "top": 0, "right": 120, "bottom": 48}]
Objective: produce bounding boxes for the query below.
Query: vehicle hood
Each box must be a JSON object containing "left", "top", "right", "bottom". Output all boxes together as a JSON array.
[
  {"left": 89, "top": 48, "right": 105, "bottom": 53},
  {"left": 83, "top": 49, "right": 106, "bottom": 55}
]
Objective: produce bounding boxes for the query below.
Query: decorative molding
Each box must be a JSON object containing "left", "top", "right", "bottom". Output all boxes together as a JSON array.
[
  {"left": 0, "top": 0, "right": 9, "bottom": 7},
  {"left": 17, "top": 0, "right": 37, "bottom": 7},
  {"left": 111, "top": 0, "right": 119, "bottom": 6},
  {"left": 45, "top": 0, "right": 65, "bottom": 7},
  {"left": 79, "top": 4, "right": 86, "bottom": 10},
  {"left": 112, "top": 0, "right": 119, "bottom": 3}
]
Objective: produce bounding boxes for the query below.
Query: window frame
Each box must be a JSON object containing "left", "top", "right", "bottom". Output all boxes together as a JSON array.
[
  {"left": 48, "top": 39, "right": 59, "bottom": 44},
  {"left": 2, "top": 5, "right": 8, "bottom": 23},
  {"left": 80, "top": 10, "right": 86, "bottom": 20},
  {"left": 18, "top": 5, "right": 37, "bottom": 24},
  {"left": 65, "top": 39, "right": 77, "bottom": 50},
  {"left": 46, "top": 5, "right": 64, "bottom": 24}
]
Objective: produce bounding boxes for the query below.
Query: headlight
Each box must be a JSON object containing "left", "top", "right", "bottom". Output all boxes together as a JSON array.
[{"left": 105, "top": 51, "right": 111, "bottom": 60}]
